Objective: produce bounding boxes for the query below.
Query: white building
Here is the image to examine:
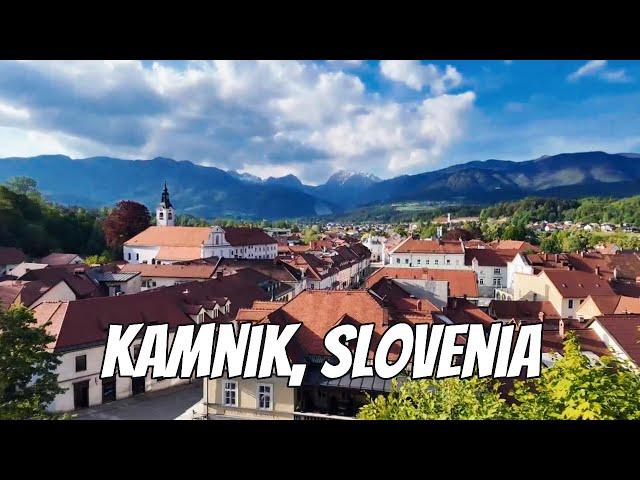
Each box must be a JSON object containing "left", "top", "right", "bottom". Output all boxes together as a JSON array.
[
  {"left": 389, "top": 238, "right": 465, "bottom": 269},
  {"left": 363, "top": 235, "right": 385, "bottom": 263}
]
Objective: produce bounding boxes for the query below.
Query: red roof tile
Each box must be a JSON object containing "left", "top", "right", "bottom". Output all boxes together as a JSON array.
[
  {"left": 393, "top": 238, "right": 464, "bottom": 254},
  {"left": 365, "top": 267, "right": 479, "bottom": 297},
  {"left": 0, "top": 247, "right": 26, "bottom": 265}
]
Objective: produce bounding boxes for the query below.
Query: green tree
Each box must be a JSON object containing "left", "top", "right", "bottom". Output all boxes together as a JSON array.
[
  {"left": 511, "top": 334, "right": 640, "bottom": 420},
  {"left": 0, "top": 305, "right": 63, "bottom": 419},
  {"left": 358, "top": 377, "right": 508, "bottom": 420},
  {"left": 6, "top": 176, "right": 40, "bottom": 198}
]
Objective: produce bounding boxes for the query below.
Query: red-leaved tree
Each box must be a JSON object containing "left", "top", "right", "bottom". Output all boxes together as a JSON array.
[{"left": 102, "top": 201, "right": 151, "bottom": 251}]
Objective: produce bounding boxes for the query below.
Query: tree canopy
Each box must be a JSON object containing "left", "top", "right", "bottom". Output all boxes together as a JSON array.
[
  {"left": 0, "top": 305, "right": 63, "bottom": 419},
  {"left": 102, "top": 200, "right": 151, "bottom": 252}
]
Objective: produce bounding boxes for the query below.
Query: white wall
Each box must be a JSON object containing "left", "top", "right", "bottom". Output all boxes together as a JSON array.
[
  {"left": 49, "top": 331, "right": 189, "bottom": 412},
  {"left": 389, "top": 252, "right": 465, "bottom": 269},
  {"left": 30, "top": 281, "right": 77, "bottom": 307},
  {"left": 123, "top": 246, "right": 160, "bottom": 264}
]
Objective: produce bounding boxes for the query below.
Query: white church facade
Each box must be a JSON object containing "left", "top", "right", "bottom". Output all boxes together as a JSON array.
[{"left": 122, "top": 183, "right": 278, "bottom": 264}]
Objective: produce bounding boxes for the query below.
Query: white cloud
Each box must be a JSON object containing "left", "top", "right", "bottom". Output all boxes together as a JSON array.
[
  {"left": 568, "top": 60, "right": 631, "bottom": 83},
  {"left": 379, "top": 60, "right": 462, "bottom": 94},
  {"left": 0, "top": 60, "right": 475, "bottom": 183}
]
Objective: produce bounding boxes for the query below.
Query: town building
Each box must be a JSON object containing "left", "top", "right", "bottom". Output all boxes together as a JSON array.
[
  {"left": 0, "top": 247, "right": 26, "bottom": 276},
  {"left": 511, "top": 269, "right": 615, "bottom": 318},
  {"left": 39, "top": 253, "right": 84, "bottom": 266},
  {"left": 31, "top": 268, "right": 286, "bottom": 412},
  {"left": 123, "top": 185, "right": 278, "bottom": 264},
  {"left": 389, "top": 238, "right": 465, "bottom": 269}
]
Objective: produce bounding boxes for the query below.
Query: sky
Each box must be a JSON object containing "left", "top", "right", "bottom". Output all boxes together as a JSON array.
[{"left": 0, "top": 60, "right": 639, "bottom": 185}]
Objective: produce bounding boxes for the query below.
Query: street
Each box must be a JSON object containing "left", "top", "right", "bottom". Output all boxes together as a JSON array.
[{"left": 72, "top": 381, "right": 204, "bottom": 420}]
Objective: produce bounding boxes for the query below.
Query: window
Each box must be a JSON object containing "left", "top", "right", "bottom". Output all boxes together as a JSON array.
[
  {"left": 257, "top": 384, "right": 273, "bottom": 410},
  {"left": 75, "top": 355, "right": 87, "bottom": 372},
  {"left": 493, "top": 278, "right": 501, "bottom": 286},
  {"left": 434, "top": 259, "right": 439, "bottom": 265},
  {"left": 568, "top": 299, "right": 574, "bottom": 309},
  {"left": 136, "top": 253, "right": 140, "bottom": 260},
  {"left": 404, "top": 258, "right": 409, "bottom": 264},
  {"left": 494, "top": 268, "right": 501, "bottom": 275},
  {"left": 168, "top": 212, "right": 172, "bottom": 219},
  {"left": 159, "top": 212, "right": 164, "bottom": 219},
  {"left": 198, "top": 312, "right": 205, "bottom": 323},
  {"left": 223, "top": 381, "right": 237, "bottom": 407},
  {"left": 425, "top": 259, "right": 429, "bottom": 265},
  {"left": 396, "top": 258, "right": 400, "bottom": 264},
  {"left": 479, "top": 278, "right": 484, "bottom": 285},
  {"left": 446, "top": 259, "right": 450, "bottom": 265},
  {"left": 416, "top": 259, "right": 421, "bottom": 264},
  {"left": 127, "top": 253, "right": 131, "bottom": 260},
  {"left": 132, "top": 344, "right": 141, "bottom": 361}
]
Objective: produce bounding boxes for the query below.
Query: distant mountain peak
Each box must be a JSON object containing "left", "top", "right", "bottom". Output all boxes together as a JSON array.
[{"left": 326, "top": 170, "right": 381, "bottom": 185}]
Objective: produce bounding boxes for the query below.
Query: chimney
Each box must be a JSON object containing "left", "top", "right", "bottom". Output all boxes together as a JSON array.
[
  {"left": 554, "top": 253, "right": 558, "bottom": 263},
  {"left": 538, "top": 311, "right": 545, "bottom": 323},
  {"left": 559, "top": 318, "right": 566, "bottom": 338},
  {"left": 216, "top": 271, "right": 223, "bottom": 280},
  {"left": 450, "top": 297, "right": 458, "bottom": 310},
  {"left": 382, "top": 307, "right": 389, "bottom": 327},
  {"left": 636, "top": 276, "right": 640, "bottom": 284},
  {"left": 595, "top": 266, "right": 600, "bottom": 276},
  {"left": 613, "top": 267, "right": 619, "bottom": 280}
]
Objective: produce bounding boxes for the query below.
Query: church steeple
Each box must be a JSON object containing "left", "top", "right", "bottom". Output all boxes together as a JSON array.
[
  {"left": 156, "top": 181, "right": 175, "bottom": 226},
  {"left": 160, "top": 181, "right": 173, "bottom": 208}
]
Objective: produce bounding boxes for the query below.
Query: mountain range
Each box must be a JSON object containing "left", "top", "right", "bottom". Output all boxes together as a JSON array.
[{"left": 1, "top": 151, "right": 639, "bottom": 219}]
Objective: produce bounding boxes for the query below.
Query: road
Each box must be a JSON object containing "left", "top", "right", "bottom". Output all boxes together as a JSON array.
[{"left": 72, "top": 381, "right": 204, "bottom": 420}]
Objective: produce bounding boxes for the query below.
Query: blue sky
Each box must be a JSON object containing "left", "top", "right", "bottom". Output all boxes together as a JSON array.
[{"left": 0, "top": 60, "right": 638, "bottom": 184}]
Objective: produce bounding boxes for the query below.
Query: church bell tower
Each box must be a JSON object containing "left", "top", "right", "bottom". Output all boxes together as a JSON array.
[{"left": 156, "top": 181, "right": 175, "bottom": 226}]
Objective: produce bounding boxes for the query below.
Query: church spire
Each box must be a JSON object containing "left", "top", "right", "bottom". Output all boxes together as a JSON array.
[{"left": 160, "top": 181, "right": 173, "bottom": 208}]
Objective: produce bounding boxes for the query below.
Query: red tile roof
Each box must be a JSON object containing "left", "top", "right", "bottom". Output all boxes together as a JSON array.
[
  {"left": 0, "top": 280, "right": 52, "bottom": 308},
  {"left": 489, "top": 240, "right": 540, "bottom": 252},
  {"left": 119, "top": 263, "right": 216, "bottom": 279},
  {"left": 542, "top": 329, "right": 611, "bottom": 358},
  {"left": 258, "top": 290, "right": 403, "bottom": 362},
  {"left": 32, "top": 268, "right": 277, "bottom": 351},
  {"left": 222, "top": 227, "right": 277, "bottom": 246},
  {"left": 19, "top": 267, "right": 101, "bottom": 298},
  {"left": 444, "top": 298, "right": 497, "bottom": 327},
  {"left": 465, "top": 248, "right": 507, "bottom": 267},
  {"left": 393, "top": 238, "right": 464, "bottom": 254},
  {"left": 365, "top": 267, "right": 479, "bottom": 297},
  {"left": 0, "top": 247, "right": 26, "bottom": 265},
  {"left": 124, "top": 226, "right": 212, "bottom": 247},
  {"left": 594, "top": 314, "right": 640, "bottom": 365},
  {"left": 488, "top": 300, "right": 560, "bottom": 321},
  {"left": 542, "top": 270, "right": 615, "bottom": 298},
  {"left": 39, "top": 253, "right": 82, "bottom": 265}
]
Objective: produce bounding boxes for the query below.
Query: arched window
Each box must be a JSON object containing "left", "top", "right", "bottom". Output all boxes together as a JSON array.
[
  {"left": 159, "top": 212, "right": 164, "bottom": 219},
  {"left": 168, "top": 212, "right": 172, "bottom": 219}
]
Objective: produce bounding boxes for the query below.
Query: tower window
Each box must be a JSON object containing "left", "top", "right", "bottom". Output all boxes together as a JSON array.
[
  {"left": 168, "top": 212, "right": 172, "bottom": 219},
  {"left": 159, "top": 212, "right": 164, "bottom": 219}
]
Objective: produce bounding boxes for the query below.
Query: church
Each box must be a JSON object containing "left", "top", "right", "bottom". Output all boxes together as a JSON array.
[{"left": 122, "top": 183, "right": 278, "bottom": 264}]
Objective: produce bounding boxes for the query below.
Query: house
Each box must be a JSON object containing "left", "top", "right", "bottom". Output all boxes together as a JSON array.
[
  {"left": 365, "top": 267, "right": 479, "bottom": 301},
  {"left": 39, "top": 253, "right": 85, "bottom": 266},
  {"left": 203, "top": 289, "right": 436, "bottom": 419},
  {"left": 85, "top": 266, "right": 142, "bottom": 296},
  {"left": 19, "top": 266, "right": 104, "bottom": 300},
  {"left": 512, "top": 269, "right": 615, "bottom": 318},
  {"left": 0, "top": 247, "right": 26, "bottom": 276},
  {"left": 0, "top": 279, "right": 77, "bottom": 309},
  {"left": 32, "top": 268, "right": 286, "bottom": 412},
  {"left": 464, "top": 248, "right": 507, "bottom": 299},
  {"left": 119, "top": 263, "right": 217, "bottom": 291},
  {"left": 488, "top": 300, "right": 561, "bottom": 325},
  {"left": 363, "top": 235, "right": 385, "bottom": 263},
  {"left": 389, "top": 238, "right": 465, "bottom": 268},
  {"left": 211, "top": 257, "right": 306, "bottom": 298},
  {"left": 6, "top": 262, "right": 48, "bottom": 278},
  {"left": 284, "top": 253, "right": 338, "bottom": 290},
  {"left": 588, "top": 314, "right": 640, "bottom": 368},
  {"left": 488, "top": 240, "right": 540, "bottom": 252},
  {"left": 575, "top": 294, "right": 640, "bottom": 321}
]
